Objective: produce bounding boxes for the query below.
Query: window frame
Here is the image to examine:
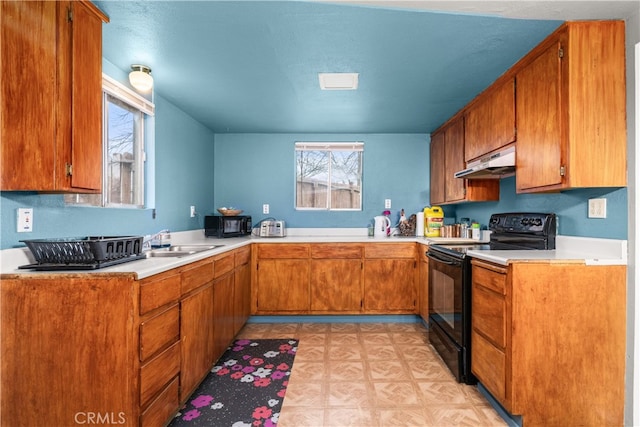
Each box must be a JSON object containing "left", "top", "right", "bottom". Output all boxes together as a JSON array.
[
  {"left": 294, "top": 142, "right": 364, "bottom": 211},
  {"left": 64, "top": 74, "right": 154, "bottom": 208}
]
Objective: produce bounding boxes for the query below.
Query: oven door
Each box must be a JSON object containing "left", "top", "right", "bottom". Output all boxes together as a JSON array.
[{"left": 427, "top": 249, "right": 466, "bottom": 345}]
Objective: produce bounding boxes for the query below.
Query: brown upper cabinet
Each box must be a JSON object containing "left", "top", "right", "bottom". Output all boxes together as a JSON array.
[
  {"left": 464, "top": 78, "right": 516, "bottom": 162},
  {"left": 431, "top": 20, "right": 626, "bottom": 200},
  {"left": 515, "top": 21, "right": 627, "bottom": 193},
  {"left": 430, "top": 116, "right": 499, "bottom": 205},
  {"left": 1, "top": 1, "right": 108, "bottom": 192}
]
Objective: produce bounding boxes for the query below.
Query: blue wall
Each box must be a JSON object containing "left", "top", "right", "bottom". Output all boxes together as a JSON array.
[
  {"left": 0, "top": 94, "right": 216, "bottom": 250},
  {"left": 454, "top": 176, "right": 628, "bottom": 239},
  {"left": 213, "top": 134, "right": 431, "bottom": 227},
  {"left": 1, "top": 108, "right": 628, "bottom": 249},
  {"left": 214, "top": 133, "right": 628, "bottom": 239}
]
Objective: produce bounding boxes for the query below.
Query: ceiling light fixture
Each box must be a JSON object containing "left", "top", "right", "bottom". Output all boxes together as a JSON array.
[
  {"left": 318, "top": 73, "right": 359, "bottom": 90},
  {"left": 129, "top": 64, "right": 153, "bottom": 92}
]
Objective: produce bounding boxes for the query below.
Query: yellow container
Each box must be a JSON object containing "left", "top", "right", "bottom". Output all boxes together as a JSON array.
[{"left": 424, "top": 206, "right": 444, "bottom": 237}]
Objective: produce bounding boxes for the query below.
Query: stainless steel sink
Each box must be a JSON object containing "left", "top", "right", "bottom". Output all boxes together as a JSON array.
[
  {"left": 145, "top": 244, "right": 224, "bottom": 258},
  {"left": 167, "top": 244, "right": 224, "bottom": 252}
]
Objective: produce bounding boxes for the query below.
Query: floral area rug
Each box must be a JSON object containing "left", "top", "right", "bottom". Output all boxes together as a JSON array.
[{"left": 169, "top": 339, "right": 298, "bottom": 427}]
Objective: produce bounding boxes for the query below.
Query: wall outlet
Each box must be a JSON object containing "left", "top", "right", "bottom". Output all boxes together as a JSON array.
[
  {"left": 384, "top": 199, "right": 391, "bottom": 209},
  {"left": 263, "top": 204, "right": 270, "bottom": 214},
  {"left": 190, "top": 205, "right": 196, "bottom": 218},
  {"left": 17, "top": 208, "right": 33, "bottom": 232},
  {"left": 588, "top": 198, "right": 607, "bottom": 218}
]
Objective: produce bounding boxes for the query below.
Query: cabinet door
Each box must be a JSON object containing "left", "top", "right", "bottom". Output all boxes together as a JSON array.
[
  {"left": 310, "top": 259, "right": 362, "bottom": 312},
  {"left": 1, "top": 1, "right": 57, "bottom": 190},
  {"left": 180, "top": 284, "right": 214, "bottom": 401},
  {"left": 429, "top": 131, "right": 446, "bottom": 205},
  {"left": 256, "top": 259, "right": 309, "bottom": 312},
  {"left": 363, "top": 259, "right": 416, "bottom": 312},
  {"left": 233, "top": 262, "right": 251, "bottom": 336},
  {"left": 516, "top": 41, "right": 563, "bottom": 192},
  {"left": 464, "top": 78, "right": 516, "bottom": 162},
  {"left": 66, "top": 0, "right": 103, "bottom": 190},
  {"left": 213, "top": 272, "right": 235, "bottom": 363},
  {"left": 444, "top": 118, "right": 466, "bottom": 202}
]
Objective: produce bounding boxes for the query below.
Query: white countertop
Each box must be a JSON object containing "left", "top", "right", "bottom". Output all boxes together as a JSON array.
[
  {"left": 1, "top": 229, "right": 626, "bottom": 278},
  {"left": 467, "top": 235, "right": 628, "bottom": 266}
]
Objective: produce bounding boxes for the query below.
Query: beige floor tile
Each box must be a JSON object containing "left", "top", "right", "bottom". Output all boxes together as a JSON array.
[
  {"left": 298, "top": 332, "right": 329, "bottom": 346},
  {"left": 385, "top": 322, "right": 428, "bottom": 333},
  {"left": 417, "top": 381, "right": 470, "bottom": 405},
  {"left": 426, "top": 405, "right": 489, "bottom": 427},
  {"left": 330, "top": 323, "right": 360, "bottom": 333},
  {"left": 363, "top": 344, "right": 399, "bottom": 360},
  {"left": 371, "top": 381, "right": 422, "bottom": 406},
  {"left": 359, "top": 323, "right": 389, "bottom": 332},
  {"left": 296, "top": 344, "right": 327, "bottom": 362},
  {"left": 327, "top": 344, "right": 364, "bottom": 360},
  {"left": 378, "top": 407, "right": 434, "bottom": 426},
  {"left": 367, "top": 359, "right": 411, "bottom": 381},
  {"left": 327, "top": 360, "right": 367, "bottom": 381},
  {"left": 326, "top": 381, "right": 372, "bottom": 407},
  {"left": 290, "top": 361, "right": 326, "bottom": 381},
  {"left": 278, "top": 407, "right": 324, "bottom": 427},
  {"left": 284, "top": 381, "right": 325, "bottom": 407},
  {"left": 404, "top": 358, "right": 455, "bottom": 381},
  {"left": 389, "top": 331, "right": 429, "bottom": 345},
  {"left": 396, "top": 344, "right": 438, "bottom": 360},
  {"left": 476, "top": 406, "right": 509, "bottom": 426},
  {"left": 324, "top": 407, "right": 378, "bottom": 427},
  {"left": 328, "top": 332, "right": 361, "bottom": 346},
  {"left": 360, "top": 332, "right": 393, "bottom": 345},
  {"left": 300, "top": 323, "right": 332, "bottom": 333}
]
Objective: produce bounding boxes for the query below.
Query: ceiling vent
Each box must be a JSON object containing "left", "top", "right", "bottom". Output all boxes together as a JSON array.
[{"left": 318, "top": 73, "right": 359, "bottom": 90}]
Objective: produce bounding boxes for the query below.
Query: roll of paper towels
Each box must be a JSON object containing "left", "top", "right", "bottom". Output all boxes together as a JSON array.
[{"left": 416, "top": 211, "right": 425, "bottom": 236}]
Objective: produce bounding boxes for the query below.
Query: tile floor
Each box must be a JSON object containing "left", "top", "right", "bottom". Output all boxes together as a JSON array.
[{"left": 236, "top": 322, "right": 508, "bottom": 427}]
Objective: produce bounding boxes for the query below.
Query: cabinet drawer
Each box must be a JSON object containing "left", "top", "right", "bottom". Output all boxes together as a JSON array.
[
  {"left": 472, "top": 331, "right": 506, "bottom": 404},
  {"left": 140, "top": 376, "right": 179, "bottom": 427},
  {"left": 472, "top": 264, "right": 507, "bottom": 295},
  {"left": 140, "top": 304, "right": 180, "bottom": 362},
  {"left": 214, "top": 252, "right": 234, "bottom": 279},
  {"left": 181, "top": 259, "right": 214, "bottom": 295},
  {"left": 311, "top": 243, "right": 363, "bottom": 259},
  {"left": 257, "top": 244, "right": 309, "bottom": 259},
  {"left": 140, "top": 341, "right": 180, "bottom": 408},
  {"left": 140, "top": 273, "right": 181, "bottom": 315},
  {"left": 472, "top": 284, "right": 506, "bottom": 348},
  {"left": 365, "top": 243, "right": 415, "bottom": 259},
  {"left": 234, "top": 245, "right": 251, "bottom": 267}
]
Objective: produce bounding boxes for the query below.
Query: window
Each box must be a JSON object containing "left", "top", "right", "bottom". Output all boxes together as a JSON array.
[
  {"left": 295, "top": 142, "right": 363, "bottom": 210},
  {"left": 65, "top": 74, "right": 154, "bottom": 208}
]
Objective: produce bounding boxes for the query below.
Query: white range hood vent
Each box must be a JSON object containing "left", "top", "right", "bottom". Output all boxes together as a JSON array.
[{"left": 454, "top": 146, "right": 516, "bottom": 179}]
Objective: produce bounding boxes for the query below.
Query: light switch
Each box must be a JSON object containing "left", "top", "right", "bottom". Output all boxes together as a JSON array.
[{"left": 17, "top": 208, "right": 33, "bottom": 232}]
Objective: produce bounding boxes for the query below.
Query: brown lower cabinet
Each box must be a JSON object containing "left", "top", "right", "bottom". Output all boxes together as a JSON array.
[
  {"left": 253, "top": 242, "right": 417, "bottom": 314},
  {"left": 0, "top": 245, "right": 252, "bottom": 427},
  {"left": 471, "top": 259, "right": 626, "bottom": 426}
]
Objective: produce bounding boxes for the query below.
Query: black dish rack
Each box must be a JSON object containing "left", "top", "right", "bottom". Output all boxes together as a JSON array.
[{"left": 19, "top": 236, "right": 145, "bottom": 270}]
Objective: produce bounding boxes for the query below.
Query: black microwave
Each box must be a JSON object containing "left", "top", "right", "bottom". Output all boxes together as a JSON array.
[{"left": 204, "top": 215, "right": 252, "bottom": 238}]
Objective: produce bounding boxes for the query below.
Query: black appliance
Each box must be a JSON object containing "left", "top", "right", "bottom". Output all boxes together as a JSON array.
[
  {"left": 204, "top": 215, "right": 252, "bottom": 238},
  {"left": 427, "top": 212, "right": 556, "bottom": 384}
]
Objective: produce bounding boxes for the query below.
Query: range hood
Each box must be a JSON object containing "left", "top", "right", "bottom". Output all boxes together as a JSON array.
[{"left": 454, "top": 146, "right": 516, "bottom": 179}]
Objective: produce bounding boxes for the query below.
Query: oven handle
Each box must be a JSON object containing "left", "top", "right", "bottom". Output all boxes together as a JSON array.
[{"left": 426, "top": 251, "right": 463, "bottom": 266}]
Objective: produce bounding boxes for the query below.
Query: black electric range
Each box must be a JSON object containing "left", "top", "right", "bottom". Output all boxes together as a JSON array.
[{"left": 426, "top": 212, "right": 556, "bottom": 385}]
